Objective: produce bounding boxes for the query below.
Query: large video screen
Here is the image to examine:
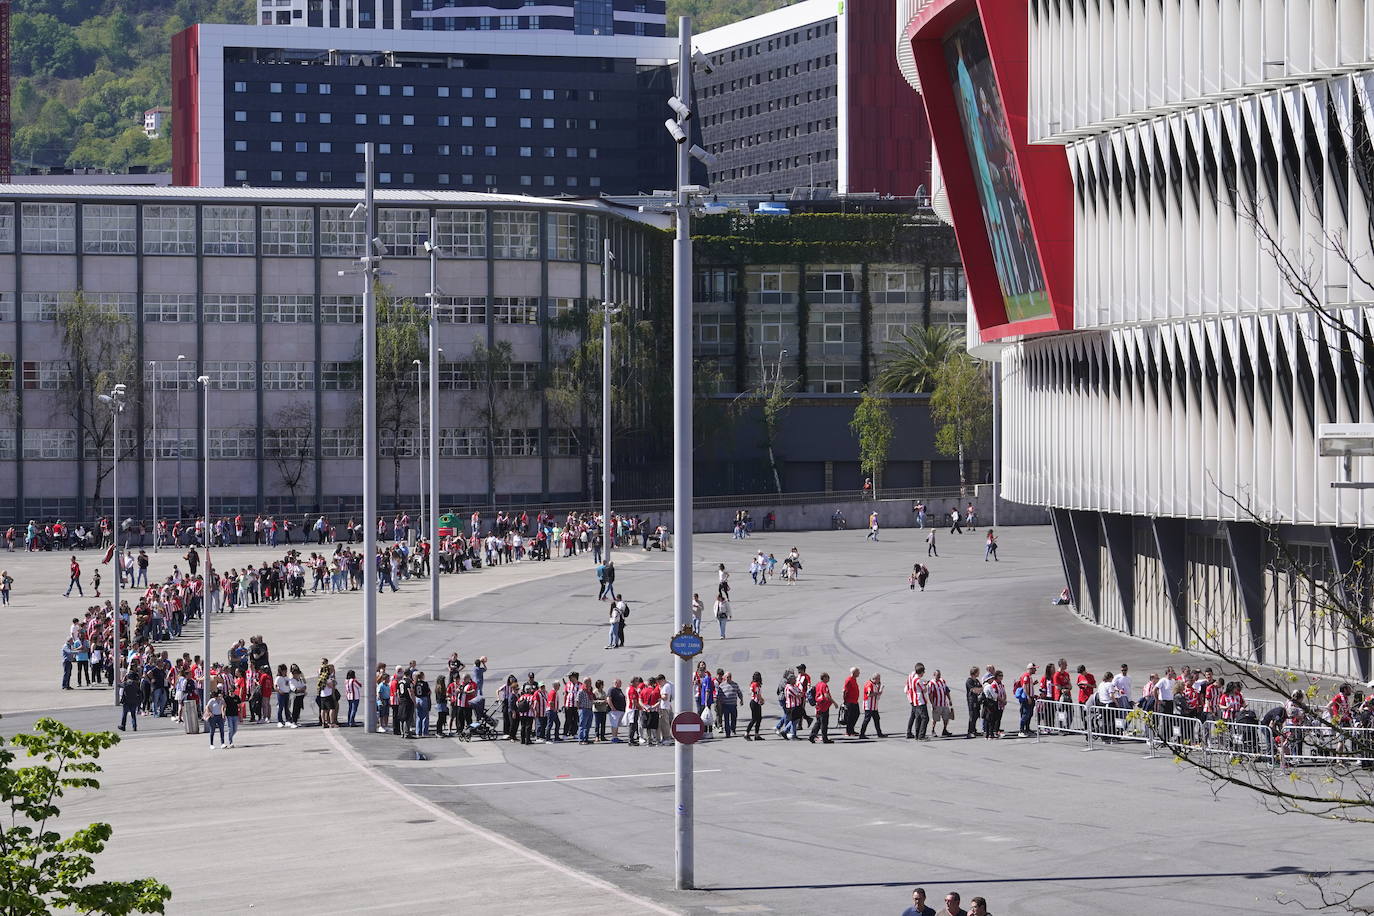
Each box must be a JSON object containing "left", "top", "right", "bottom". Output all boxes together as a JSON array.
[{"left": 943, "top": 16, "right": 1050, "bottom": 322}]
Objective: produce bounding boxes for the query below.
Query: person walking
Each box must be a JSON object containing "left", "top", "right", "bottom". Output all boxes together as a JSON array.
[
  {"left": 118, "top": 668, "right": 142, "bottom": 732},
  {"left": 859, "top": 673, "right": 886, "bottom": 738},
  {"left": 344, "top": 670, "right": 363, "bottom": 727},
  {"left": 605, "top": 599, "right": 623, "bottom": 649},
  {"left": 64, "top": 556, "right": 82, "bottom": 597},
  {"left": 576, "top": 677, "right": 594, "bottom": 744},
  {"left": 0, "top": 569, "right": 11, "bottom": 605},
  {"left": 905, "top": 663, "right": 930, "bottom": 740},
  {"left": 745, "top": 672, "right": 766, "bottom": 740},
  {"left": 984, "top": 529, "right": 999, "bottom": 562},
  {"left": 690, "top": 593, "right": 703, "bottom": 635},
  {"left": 926, "top": 528, "right": 938, "bottom": 557},
  {"left": 718, "top": 672, "right": 742, "bottom": 737},
  {"left": 842, "top": 667, "right": 861, "bottom": 736},
  {"left": 713, "top": 589, "right": 731, "bottom": 639},
  {"left": 780, "top": 672, "right": 802, "bottom": 740},
  {"left": 205, "top": 690, "right": 227, "bottom": 749},
  {"left": 612, "top": 593, "right": 629, "bottom": 647},
  {"left": 867, "top": 511, "right": 880, "bottom": 541},
  {"left": 949, "top": 507, "right": 964, "bottom": 535},
  {"left": 808, "top": 672, "right": 835, "bottom": 743}
]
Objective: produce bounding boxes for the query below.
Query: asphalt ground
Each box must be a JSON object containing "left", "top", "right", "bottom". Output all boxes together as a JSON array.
[{"left": 1, "top": 526, "right": 1365, "bottom": 914}]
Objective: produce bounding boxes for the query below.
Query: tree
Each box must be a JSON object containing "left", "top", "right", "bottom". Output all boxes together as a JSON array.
[
  {"left": 848, "top": 389, "right": 893, "bottom": 498},
  {"left": 462, "top": 340, "right": 517, "bottom": 503},
  {"left": 358, "top": 286, "right": 425, "bottom": 509},
  {"left": 264, "top": 401, "right": 314, "bottom": 513},
  {"left": 876, "top": 325, "right": 959, "bottom": 394},
  {"left": 930, "top": 354, "right": 992, "bottom": 495},
  {"left": 55, "top": 291, "right": 139, "bottom": 520},
  {"left": 749, "top": 349, "right": 793, "bottom": 493},
  {"left": 0, "top": 717, "right": 172, "bottom": 914}
]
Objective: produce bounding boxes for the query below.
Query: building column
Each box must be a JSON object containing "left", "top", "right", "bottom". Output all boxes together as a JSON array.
[{"left": 1100, "top": 512, "right": 1135, "bottom": 635}]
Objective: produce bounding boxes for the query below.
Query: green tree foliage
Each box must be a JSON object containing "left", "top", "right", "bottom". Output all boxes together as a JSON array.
[
  {"left": 359, "top": 286, "right": 427, "bottom": 509},
  {"left": 876, "top": 325, "right": 959, "bottom": 394},
  {"left": 930, "top": 354, "right": 992, "bottom": 494},
  {"left": 0, "top": 718, "right": 172, "bottom": 915},
  {"left": 11, "top": 0, "right": 254, "bottom": 172},
  {"left": 667, "top": 0, "right": 790, "bottom": 33},
  {"left": 848, "top": 390, "right": 894, "bottom": 497},
  {"left": 56, "top": 291, "right": 140, "bottom": 517}
]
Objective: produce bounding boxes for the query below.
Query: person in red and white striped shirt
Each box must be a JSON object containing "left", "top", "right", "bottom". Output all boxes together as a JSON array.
[
  {"left": 859, "top": 673, "right": 886, "bottom": 738},
  {"left": 780, "top": 673, "right": 803, "bottom": 740},
  {"left": 928, "top": 670, "right": 954, "bottom": 737},
  {"left": 905, "top": 663, "right": 930, "bottom": 740},
  {"left": 561, "top": 672, "right": 579, "bottom": 739}
]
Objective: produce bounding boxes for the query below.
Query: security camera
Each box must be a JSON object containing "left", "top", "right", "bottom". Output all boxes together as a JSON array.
[
  {"left": 349, "top": 201, "right": 366, "bottom": 219},
  {"left": 692, "top": 49, "right": 714, "bottom": 74},
  {"left": 370, "top": 236, "right": 388, "bottom": 256},
  {"left": 664, "top": 118, "right": 687, "bottom": 144},
  {"left": 668, "top": 96, "right": 692, "bottom": 121},
  {"left": 422, "top": 239, "right": 440, "bottom": 254},
  {"left": 689, "top": 144, "right": 718, "bottom": 167}
]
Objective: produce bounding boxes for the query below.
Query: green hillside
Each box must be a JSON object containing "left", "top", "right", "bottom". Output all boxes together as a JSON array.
[{"left": 11, "top": 0, "right": 778, "bottom": 174}]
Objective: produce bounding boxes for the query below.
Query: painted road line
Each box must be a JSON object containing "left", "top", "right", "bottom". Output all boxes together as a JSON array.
[{"left": 404, "top": 768, "right": 723, "bottom": 789}]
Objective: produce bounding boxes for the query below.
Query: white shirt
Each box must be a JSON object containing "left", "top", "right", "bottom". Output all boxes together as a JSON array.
[
  {"left": 658, "top": 682, "right": 673, "bottom": 711},
  {"left": 1156, "top": 677, "right": 1174, "bottom": 700},
  {"left": 1095, "top": 680, "right": 1117, "bottom": 705},
  {"left": 1114, "top": 674, "right": 1132, "bottom": 699}
]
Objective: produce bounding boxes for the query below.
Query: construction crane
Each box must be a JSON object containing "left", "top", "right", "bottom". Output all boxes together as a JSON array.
[{"left": 0, "top": 0, "right": 9, "bottom": 184}]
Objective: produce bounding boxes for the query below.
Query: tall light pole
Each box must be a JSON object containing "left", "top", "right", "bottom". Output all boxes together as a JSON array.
[
  {"left": 97, "top": 384, "right": 127, "bottom": 701},
  {"left": 175, "top": 353, "right": 186, "bottom": 530},
  {"left": 601, "top": 237, "right": 619, "bottom": 557},
  {"left": 149, "top": 361, "right": 158, "bottom": 552},
  {"left": 991, "top": 362, "right": 999, "bottom": 528},
  {"left": 664, "top": 17, "right": 717, "bottom": 892},
  {"left": 360, "top": 143, "right": 381, "bottom": 730},
  {"left": 413, "top": 357, "right": 424, "bottom": 543},
  {"left": 424, "top": 218, "right": 441, "bottom": 622},
  {"left": 197, "top": 374, "right": 212, "bottom": 697}
]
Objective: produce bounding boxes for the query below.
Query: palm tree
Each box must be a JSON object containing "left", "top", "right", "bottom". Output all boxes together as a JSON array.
[{"left": 875, "top": 325, "right": 959, "bottom": 393}]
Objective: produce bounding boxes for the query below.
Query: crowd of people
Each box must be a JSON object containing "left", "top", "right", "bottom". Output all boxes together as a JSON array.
[{"left": 901, "top": 888, "right": 993, "bottom": 916}]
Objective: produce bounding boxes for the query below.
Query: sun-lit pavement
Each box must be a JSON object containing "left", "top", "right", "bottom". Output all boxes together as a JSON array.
[{"left": 2, "top": 526, "right": 1363, "bottom": 914}]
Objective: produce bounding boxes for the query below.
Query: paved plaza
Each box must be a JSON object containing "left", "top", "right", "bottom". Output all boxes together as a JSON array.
[{"left": 1, "top": 525, "right": 1366, "bottom": 914}]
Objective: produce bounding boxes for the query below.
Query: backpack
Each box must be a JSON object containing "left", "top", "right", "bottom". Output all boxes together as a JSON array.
[
  {"left": 516, "top": 695, "right": 532, "bottom": 715},
  {"left": 618, "top": 603, "right": 629, "bottom": 619},
  {"left": 805, "top": 686, "right": 816, "bottom": 706}
]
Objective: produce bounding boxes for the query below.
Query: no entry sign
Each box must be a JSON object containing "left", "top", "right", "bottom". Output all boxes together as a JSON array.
[{"left": 670, "top": 710, "right": 705, "bottom": 745}]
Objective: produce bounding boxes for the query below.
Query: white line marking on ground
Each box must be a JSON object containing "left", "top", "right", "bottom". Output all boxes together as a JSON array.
[
  {"left": 326, "top": 729, "right": 680, "bottom": 916},
  {"left": 403, "top": 768, "right": 723, "bottom": 788}
]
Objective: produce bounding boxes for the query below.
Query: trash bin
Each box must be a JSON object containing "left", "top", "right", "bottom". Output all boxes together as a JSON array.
[
  {"left": 183, "top": 699, "right": 202, "bottom": 735},
  {"left": 437, "top": 513, "right": 458, "bottom": 538}
]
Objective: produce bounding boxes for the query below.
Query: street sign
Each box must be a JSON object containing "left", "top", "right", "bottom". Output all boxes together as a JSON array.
[
  {"left": 669, "top": 625, "right": 704, "bottom": 660},
  {"left": 671, "top": 711, "right": 705, "bottom": 745}
]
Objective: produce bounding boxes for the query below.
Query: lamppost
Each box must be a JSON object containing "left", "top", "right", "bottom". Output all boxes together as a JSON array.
[
  {"left": 413, "top": 357, "right": 424, "bottom": 542},
  {"left": 663, "top": 19, "right": 717, "bottom": 891},
  {"left": 149, "top": 361, "right": 158, "bottom": 552},
  {"left": 175, "top": 353, "right": 186, "bottom": 529},
  {"left": 359, "top": 143, "right": 381, "bottom": 730},
  {"left": 423, "top": 219, "right": 441, "bottom": 622},
  {"left": 600, "top": 237, "right": 620, "bottom": 557},
  {"left": 197, "top": 374, "right": 212, "bottom": 698},
  {"left": 96, "top": 383, "right": 127, "bottom": 700}
]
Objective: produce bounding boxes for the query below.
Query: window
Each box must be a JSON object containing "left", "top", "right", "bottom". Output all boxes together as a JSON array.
[
  {"left": 438, "top": 87, "right": 450, "bottom": 97},
  {"left": 461, "top": 87, "right": 473, "bottom": 98},
  {"left": 143, "top": 205, "right": 194, "bottom": 254},
  {"left": 295, "top": 142, "right": 308, "bottom": 153},
  {"left": 203, "top": 295, "right": 256, "bottom": 323},
  {"left": 378, "top": 85, "right": 391, "bottom": 96},
  {"left": 403, "top": 114, "right": 415, "bottom": 126},
  {"left": 270, "top": 171, "right": 283, "bottom": 182},
  {"left": 263, "top": 426, "right": 311, "bottom": 459},
  {"left": 491, "top": 427, "right": 540, "bottom": 457},
  {"left": 437, "top": 116, "right": 449, "bottom": 127},
  {"left": 403, "top": 85, "right": 414, "bottom": 96},
  {"left": 542, "top": 118, "right": 554, "bottom": 128},
  {"left": 142, "top": 293, "right": 195, "bottom": 323},
  {"left": 22, "top": 429, "right": 77, "bottom": 460},
  {"left": 320, "top": 207, "right": 364, "bottom": 257},
  {"left": 233, "top": 81, "right": 247, "bottom": 92},
  {"left": 492, "top": 297, "right": 539, "bottom": 324},
  {"left": 377, "top": 209, "right": 426, "bottom": 256},
  {"left": 519, "top": 88, "right": 532, "bottom": 99},
  {"left": 437, "top": 361, "right": 478, "bottom": 390},
  {"left": 484, "top": 87, "right": 496, "bottom": 99},
  {"left": 493, "top": 361, "right": 540, "bottom": 389},
  {"left": 81, "top": 205, "right": 136, "bottom": 254},
  {"left": 20, "top": 360, "right": 72, "bottom": 390},
  {"left": 520, "top": 175, "right": 533, "bottom": 186},
  {"left": 21, "top": 291, "right": 62, "bottom": 322},
  {"left": 439, "top": 144, "right": 451, "bottom": 155},
  {"left": 483, "top": 145, "right": 497, "bottom": 157},
  {"left": 321, "top": 361, "right": 359, "bottom": 389},
  {"left": 519, "top": 146, "right": 532, "bottom": 157},
  {"left": 319, "top": 83, "right": 332, "bottom": 94},
  {"left": 355, "top": 114, "right": 368, "bottom": 125},
  {"left": 435, "top": 210, "right": 487, "bottom": 257},
  {"left": 460, "top": 144, "right": 474, "bottom": 155},
  {"left": 208, "top": 428, "right": 257, "bottom": 459},
  {"left": 547, "top": 297, "right": 579, "bottom": 319},
  {"left": 693, "top": 312, "right": 736, "bottom": 346},
  {"left": 261, "top": 207, "right": 313, "bottom": 255},
  {"left": 270, "top": 82, "right": 282, "bottom": 93},
  {"left": 234, "top": 111, "right": 247, "bottom": 122},
  {"left": 542, "top": 147, "right": 555, "bottom": 157},
  {"left": 520, "top": 118, "right": 532, "bottom": 128},
  {"left": 270, "top": 112, "right": 283, "bottom": 123},
  {"left": 582, "top": 216, "right": 601, "bottom": 262},
  {"left": 263, "top": 360, "right": 314, "bottom": 390},
  {"left": 378, "top": 115, "right": 391, "bottom": 126},
  {"left": 320, "top": 113, "right": 332, "bottom": 124},
  {"left": 21, "top": 203, "right": 75, "bottom": 253},
  {"left": 320, "top": 428, "right": 362, "bottom": 458},
  {"left": 294, "top": 113, "right": 306, "bottom": 124},
  {"left": 261, "top": 294, "right": 314, "bottom": 322},
  {"left": 546, "top": 212, "right": 577, "bottom": 260},
  {"left": 484, "top": 116, "right": 496, "bottom": 128},
  {"left": 234, "top": 140, "right": 248, "bottom": 151},
  {"left": 491, "top": 211, "right": 539, "bottom": 259},
  {"left": 86, "top": 292, "right": 136, "bottom": 318},
  {"left": 0, "top": 204, "right": 14, "bottom": 252},
  {"left": 500, "top": 15, "right": 517, "bottom": 28},
  {"left": 355, "top": 84, "right": 368, "bottom": 95},
  {"left": 320, "top": 296, "right": 362, "bottom": 323},
  {"left": 542, "top": 89, "right": 555, "bottom": 100},
  {"left": 271, "top": 142, "right": 284, "bottom": 153},
  {"left": 202, "top": 206, "right": 255, "bottom": 255},
  {"left": 439, "top": 427, "right": 485, "bottom": 456},
  {"left": 379, "top": 428, "right": 421, "bottom": 458},
  {"left": 203, "top": 361, "right": 257, "bottom": 390}
]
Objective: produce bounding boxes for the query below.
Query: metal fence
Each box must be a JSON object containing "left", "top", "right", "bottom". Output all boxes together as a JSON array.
[{"left": 1034, "top": 698, "right": 1374, "bottom": 768}]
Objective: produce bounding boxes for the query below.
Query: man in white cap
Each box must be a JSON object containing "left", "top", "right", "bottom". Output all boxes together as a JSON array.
[{"left": 1013, "top": 663, "right": 1038, "bottom": 736}]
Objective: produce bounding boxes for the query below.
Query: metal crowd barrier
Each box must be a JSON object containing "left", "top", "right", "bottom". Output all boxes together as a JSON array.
[{"left": 1033, "top": 699, "right": 1374, "bottom": 768}]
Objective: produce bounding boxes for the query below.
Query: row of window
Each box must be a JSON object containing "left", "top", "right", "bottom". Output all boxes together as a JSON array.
[
  {"left": 702, "top": 21, "right": 835, "bottom": 69},
  {"left": 242, "top": 139, "right": 602, "bottom": 160},
  {"left": 234, "top": 110, "right": 604, "bottom": 131},
  {"left": 9, "top": 292, "right": 575, "bottom": 325},
  {"left": 234, "top": 82, "right": 603, "bottom": 103},
  {"left": 7, "top": 203, "right": 601, "bottom": 261},
  {"left": 8, "top": 427, "right": 575, "bottom": 459},
  {"left": 235, "top": 170, "right": 605, "bottom": 190}
]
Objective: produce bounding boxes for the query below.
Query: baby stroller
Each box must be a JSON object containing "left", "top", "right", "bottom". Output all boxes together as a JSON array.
[{"left": 458, "top": 705, "right": 501, "bottom": 742}]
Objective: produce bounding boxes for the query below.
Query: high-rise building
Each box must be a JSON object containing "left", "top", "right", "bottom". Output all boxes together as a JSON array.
[
  {"left": 256, "top": 0, "right": 666, "bottom": 35},
  {"left": 900, "top": 0, "right": 1374, "bottom": 679}
]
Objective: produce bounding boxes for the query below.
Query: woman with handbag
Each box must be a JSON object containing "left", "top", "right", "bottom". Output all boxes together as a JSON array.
[
  {"left": 287, "top": 664, "right": 307, "bottom": 727},
  {"left": 713, "top": 589, "right": 731, "bottom": 639}
]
